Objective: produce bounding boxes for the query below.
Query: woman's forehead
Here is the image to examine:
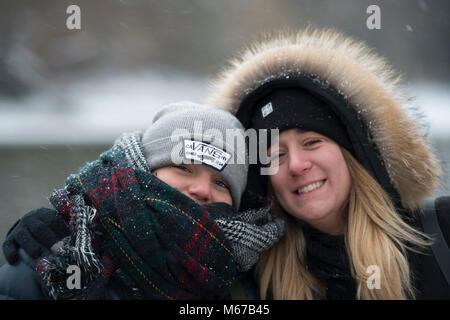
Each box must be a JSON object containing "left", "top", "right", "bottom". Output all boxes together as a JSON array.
[
  {"left": 185, "top": 163, "right": 222, "bottom": 177},
  {"left": 278, "top": 128, "right": 323, "bottom": 140},
  {"left": 267, "top": 129, "right": 327, "bottom": 152}
]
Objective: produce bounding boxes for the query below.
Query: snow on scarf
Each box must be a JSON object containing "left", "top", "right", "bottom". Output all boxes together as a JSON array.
[{"left": 36, "top": 132, "right": 284, "bottom": 300}]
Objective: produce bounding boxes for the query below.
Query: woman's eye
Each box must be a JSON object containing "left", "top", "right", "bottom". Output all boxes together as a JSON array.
[
  {"left": 265, "top": 152, "right": 284, "bottom": 167},
  {"left": 270, "top": 154, "right": 283, "bottom": 162},
  {"left": 268, "top": 151, "right": 285, "bottom": 160},
  {"left": 215, "top": 180, "right": 229, "bottom": 190},
  {"left": 173, "top": 165, "right": 191, "bottom": 172},
  {"left": 304, "top": 139, "right": 321, "bottom": 147}
]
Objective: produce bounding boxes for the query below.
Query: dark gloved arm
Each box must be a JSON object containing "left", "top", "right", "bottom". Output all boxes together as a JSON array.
[{"left": 2, "top": 208, "right": 70, "bottom": 264}]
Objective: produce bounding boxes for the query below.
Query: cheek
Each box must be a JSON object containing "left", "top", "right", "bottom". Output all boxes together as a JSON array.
[
  {"left": 217, "top": 192, "right": 233, "bottom": 206},
  {"left": 269, "top": 174, "right": 282, "bottom": 191},
  {"left": 329, "top": 154, "right": 352, "bottom": 200},
  {"left": 269, "top": 173, "right": 290, "bottom": 201},
  {"left": 340, "top": 168, "right": 352, "bottom": 198},
  {"left": 210, "top": 186, "right": 233, "bottom": 205},
  {"left": 154, "top": 170, "right": 183, "bottom": 190}
]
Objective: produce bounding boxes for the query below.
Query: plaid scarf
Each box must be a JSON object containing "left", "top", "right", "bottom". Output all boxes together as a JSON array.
[
  {"left": 36, "top": 132, "right": 284, "bottom": 300},
  {"left": 36, "top": 141, "right": 239, "bottom": 300}
]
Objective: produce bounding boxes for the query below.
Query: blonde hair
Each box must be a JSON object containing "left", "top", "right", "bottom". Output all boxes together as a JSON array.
[{"left": 256, "top": 148, "right": 431, "bottom": 300}]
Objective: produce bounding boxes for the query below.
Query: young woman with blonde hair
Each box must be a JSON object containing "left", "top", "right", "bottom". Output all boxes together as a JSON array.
[{"left": 208, "top": 28, "right": 450, "bottom": 299}]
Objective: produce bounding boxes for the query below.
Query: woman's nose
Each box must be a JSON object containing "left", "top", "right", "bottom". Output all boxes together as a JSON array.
[
  {"left": 288, "top": 151, "right": 312, "bottom": 176},
  {"left": 188, "top": 177, "right": 212, "bottom": 204}
]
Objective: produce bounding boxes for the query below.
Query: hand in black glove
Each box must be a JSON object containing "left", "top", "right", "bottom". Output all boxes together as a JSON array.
[{"left": 3, "top": 208, "right": 70, "bottom": 264}]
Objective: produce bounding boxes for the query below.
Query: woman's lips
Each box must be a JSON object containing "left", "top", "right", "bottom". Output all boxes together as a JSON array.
[{"left": 294, "top": 179, "right": 326, "bottom": 195}]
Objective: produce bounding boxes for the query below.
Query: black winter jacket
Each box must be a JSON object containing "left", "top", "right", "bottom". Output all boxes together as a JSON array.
[{"left": 0, "top": 248, "right": 132, "bottom": 300}]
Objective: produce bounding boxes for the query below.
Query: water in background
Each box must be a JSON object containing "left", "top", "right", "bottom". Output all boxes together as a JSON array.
[{"left": 0, "top": 144, "right": 107, "bottom": 266}]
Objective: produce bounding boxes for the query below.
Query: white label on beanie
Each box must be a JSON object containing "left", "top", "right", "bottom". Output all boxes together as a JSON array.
[
  {"left": 261, "top": 102, "right": 273, "bottom": 118},
  {"left": 183, "top": 139, "right": 231, "bottom": 171}
]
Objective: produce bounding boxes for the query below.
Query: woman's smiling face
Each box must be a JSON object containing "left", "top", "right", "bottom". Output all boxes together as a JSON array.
[{"left": 268, "top": 128, "right": 352, "bottom": 234}]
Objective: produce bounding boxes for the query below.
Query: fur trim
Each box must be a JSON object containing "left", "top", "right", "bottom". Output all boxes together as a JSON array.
[{"left": 206, "top": 28, "right": 440, "bottom": 210}]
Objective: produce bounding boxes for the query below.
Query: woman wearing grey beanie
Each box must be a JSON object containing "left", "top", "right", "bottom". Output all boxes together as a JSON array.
[{"left": 0, "top": 101, "right": 284, "bottom": 300}]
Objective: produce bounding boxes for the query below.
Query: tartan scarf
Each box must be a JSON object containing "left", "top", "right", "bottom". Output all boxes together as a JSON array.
[{"left": 36, "top": 138, "right": 238, "bottom": 300}]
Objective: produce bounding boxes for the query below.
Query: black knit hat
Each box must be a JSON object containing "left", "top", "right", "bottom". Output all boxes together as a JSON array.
[
  {"left": 247, "top": 86, "right": 354, "bottom": 153},
  {"left": 234, "top": 76, "right": 398, "bottom": 206}
]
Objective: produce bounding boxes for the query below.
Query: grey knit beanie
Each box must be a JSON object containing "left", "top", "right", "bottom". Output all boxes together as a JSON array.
[{"left": 142, "top": 101, "right": 248, "bottom": 209}]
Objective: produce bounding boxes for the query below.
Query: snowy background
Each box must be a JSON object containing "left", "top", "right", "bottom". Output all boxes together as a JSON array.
[{"left": 0, "top": 0, "right": 449, "bottom": 265}]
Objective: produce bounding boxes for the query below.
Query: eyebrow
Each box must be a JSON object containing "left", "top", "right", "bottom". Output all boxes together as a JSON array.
[
  {"left": 213, "top": 173, "right": 227, "bottom": 183},
  {"left": 267, "top": 128, "right": 313, "bottom": 152}
]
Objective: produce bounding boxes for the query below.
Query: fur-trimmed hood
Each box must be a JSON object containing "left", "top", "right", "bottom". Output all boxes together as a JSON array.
[{"left": 206, "top": 28, "right": 440, "bottom": 210}]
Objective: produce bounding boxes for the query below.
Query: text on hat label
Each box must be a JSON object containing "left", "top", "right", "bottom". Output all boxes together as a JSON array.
[{"left": 183, "top": 140, "right": 231, "bottom": 171}]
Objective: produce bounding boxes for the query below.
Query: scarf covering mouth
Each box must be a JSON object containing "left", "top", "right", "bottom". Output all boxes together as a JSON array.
[{"left": 36, "top": 132, "right": 284, "bottom": 300}]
